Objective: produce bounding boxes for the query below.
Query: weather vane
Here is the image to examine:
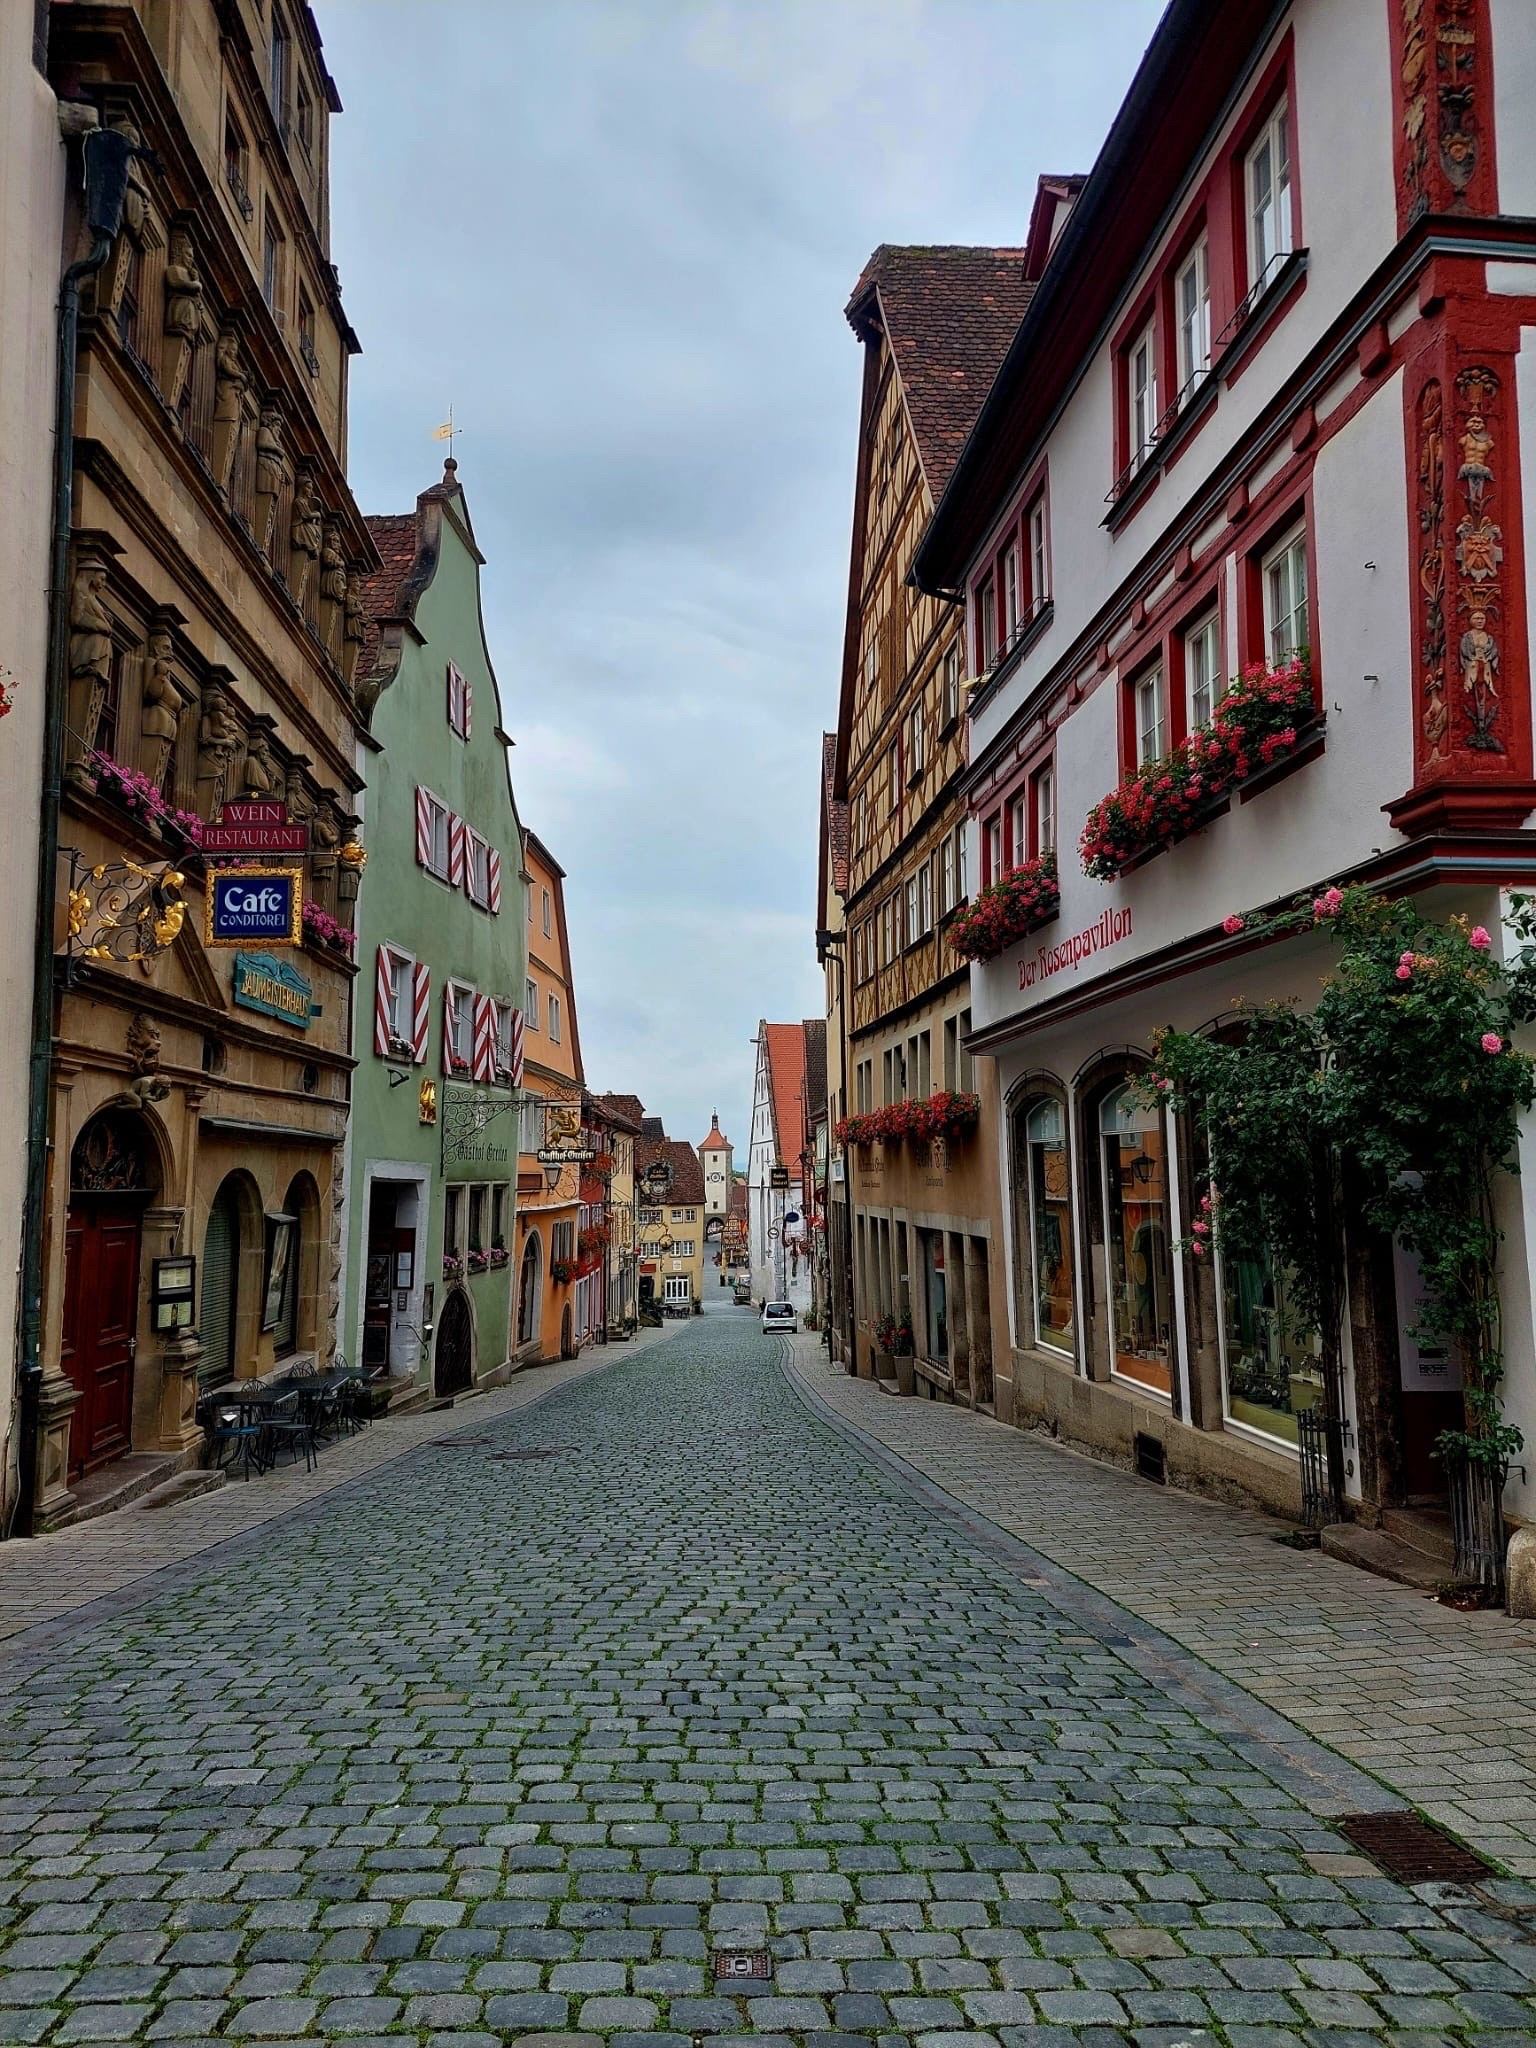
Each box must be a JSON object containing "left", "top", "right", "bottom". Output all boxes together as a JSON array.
[{"left": 432, "top": 405, "right": 460, "bottom": 458}]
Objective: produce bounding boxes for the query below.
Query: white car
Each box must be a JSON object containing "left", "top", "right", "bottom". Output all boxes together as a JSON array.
[{"left": 761, "top": 1301, "right": 799, "bottom": 1335}]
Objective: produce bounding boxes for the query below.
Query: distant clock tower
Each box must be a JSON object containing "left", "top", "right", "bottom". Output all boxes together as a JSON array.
[{"left": 698, "top": 1111, "right": 733, "bottom": 1219}]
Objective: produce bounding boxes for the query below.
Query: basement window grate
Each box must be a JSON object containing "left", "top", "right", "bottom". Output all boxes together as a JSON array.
[
  {"left": 1338, "top": 1811, "right": 1492, "bottom": 1883},
  {"left": 713, "top": 1951, "right": 772, "bottom": 1981},
  {"left": 1134, "top": 1431, "right": 1167, "bottom": 1484}
]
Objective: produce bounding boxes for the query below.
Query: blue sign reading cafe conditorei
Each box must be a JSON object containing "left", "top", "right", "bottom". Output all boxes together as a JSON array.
[{"left": 205, "top": 865, "right": 302, "bottom": 947}]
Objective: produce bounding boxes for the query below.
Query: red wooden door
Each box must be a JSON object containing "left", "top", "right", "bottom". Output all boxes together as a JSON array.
[{"left": 62, "top": 1200, "right": 141, "bottom": 1478}]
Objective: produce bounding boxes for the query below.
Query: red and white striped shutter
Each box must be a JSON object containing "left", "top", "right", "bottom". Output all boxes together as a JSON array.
[
  {"left": 486, "top": 846, "right": 501, "bottom": 913},
  {"left": 472, "top": 994, "right": 495, "bottom": 1082},
  {"left": 373, "top": 946, "right": 393, "bottom": 1056},
  {"left": 415, "top": 787, "right": 432, "bottom": 868},
  {"left": 442, "top": 983, "right": 456, "bottom": 1075},
  {"left": 464, "top": 677, "right": 472, "bottom": 740},
  {"left": 448, "top": 813, "right": 466, "bottom": 887},
  {"left": 446, "top": 663, "right": 459, "bottom": 732},
  {"left": 510, "top": 1007, "right": 525, "bottom": 1089},
  {"left": 412, "top": 963, "right": 430, "bottom": 1064}
]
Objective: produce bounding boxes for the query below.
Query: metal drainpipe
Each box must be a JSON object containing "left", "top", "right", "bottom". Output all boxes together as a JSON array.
[{"left": 10, "top": 125, "right": 146, "bottom": 1540}]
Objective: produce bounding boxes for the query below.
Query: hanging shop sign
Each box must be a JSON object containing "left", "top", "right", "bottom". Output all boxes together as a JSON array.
[
  {"left": 205, "top": 864, "right": 302, "bottom": 947},
  {"left": 537, "top": 1144, "right": 597, "bottom": 1168},
  {"left": 67, "top": 856, "right": 188, "bottom": 966},
  {"left": 201, "top": 800, "right": 310, "bottom": 855},
  {"left": 770, "top": 1164, "right": 791, "bottom": 1189},
  {"left": 232, "top": 950, "right": 313, "bottom": 1028},
  {"left": 442, "top": 1082, "right": 514, "bottom": 1167}
]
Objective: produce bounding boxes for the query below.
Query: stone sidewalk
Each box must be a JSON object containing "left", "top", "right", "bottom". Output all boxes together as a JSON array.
[
  {"left": 786, "top": 1338, "right": 1536, "bottom": 1880},
  {"left": 0, "top": 1322, "right": 684, "bottom": 1649}
]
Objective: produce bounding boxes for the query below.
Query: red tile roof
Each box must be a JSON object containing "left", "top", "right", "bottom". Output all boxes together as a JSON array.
[
  {"left": 846, "top": 246, "right": 1035, "bottom": 499},
  {"left": 591, "top": 1092, "right": 645, "bottom": 1135},
  {"left": 356, "top": 513, "right": 418, "bottom": 681},
  {"left": 763, "top": 1022, "right": 807, "bottom": 1169},
  {"left": 697, "top": 1113, "right": 732, "bottom": 1155},
  {"left": 634, "top": 1134, "right": 705, "bottom": 1207}
]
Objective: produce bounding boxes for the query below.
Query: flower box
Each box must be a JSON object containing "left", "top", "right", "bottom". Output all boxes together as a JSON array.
[
  {"left": 835, "top": 1091, "right": 980, "bottom": 1151},
  {"left": 550, "top": 1257, "right": 575, "bottom": 1284},
  {"left": 442, "top": 1253, "right": 464, "bottom": 1282},
  {"left": 301, "top": 902, "right": 356, "bottom": 956},
  {"left": 1080, "top": 656, "right": 1314, "bottom": 881},
  {"left": 947, "top": 852, "right": 1058, "bottom": 963},
  {"left": 467, "top": 1248, "right": 490, "bottom": 1275},
  {"left": 90, "top": 751, "right": 204, "bottom": 847}
]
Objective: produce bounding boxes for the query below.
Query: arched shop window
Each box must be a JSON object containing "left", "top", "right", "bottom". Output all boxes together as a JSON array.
[
  {"left": 1017, "top": 1095, "right": 1074, "bottom": 1357},
  {"left": 1097, "top": 1084, "right": 1175, "bottom": 1396}
]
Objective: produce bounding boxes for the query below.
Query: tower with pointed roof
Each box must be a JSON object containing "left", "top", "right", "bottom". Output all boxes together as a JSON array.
[{"left": 697, "top": 1112, "right": 733, "bottom": 1224}]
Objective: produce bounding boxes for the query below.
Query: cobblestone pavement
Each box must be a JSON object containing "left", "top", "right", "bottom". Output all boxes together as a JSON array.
[
  {"left": 3, "top": 1305, "right": 1536, "bottom": 2047},
  {"left": 786, "top": 1340, "right": 1536, "bottom": 1886},
  {"left": 0, "top": 1323, "right": 685, "bottom": 1645}
]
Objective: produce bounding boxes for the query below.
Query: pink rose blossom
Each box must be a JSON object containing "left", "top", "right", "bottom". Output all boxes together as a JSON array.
[
  {"left": 1192, "top": 1240, "right": 1207, "bottom": 1257},
  {"left": 1222, "top": 914, "right": 1245, "bottom": 935},
  {"left": 1471, "top": 926, "right": 1492, "bottom": 950},
  {"left": 1482, "top": 1032, "right": 1504, "bottom": 1054},
  {"left": 1399, "top": 951, "right": 1415, "bottom": 968},
  {"left": 1395, "top": 964, "right": 1412, "bottom": 981}
]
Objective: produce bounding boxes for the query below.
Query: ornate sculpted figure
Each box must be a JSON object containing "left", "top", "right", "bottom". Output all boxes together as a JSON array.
[
  {"left": 101, "top": 115, "right": 148, "bottom": 322},
  {"left": 140, "top": 626, "right": 180, "bottom": 794},
  {"left": 212, "top": 326, "right": 247, "bottom": 492},
  {"left": 162, "top": 225, "right": 204, "bottom": 411},
  {"left": 253, "top": 403, "right": 289, "bottom": 555},
  {"left": 1422, "top": 679, "right": 1448, "bottom": 763},
  {"left": 1457, "top": 410, "right": 1494, "bottom": 513},
  {"left": 342, "top": 570, "right": 366, "bottom": 686},
  {"left": 66, "top": 564, "right": 115, "bottom": 788},
  {"left": 242, "top": 725, "right": 280, "bottom": 799},
  {"left": 196, "top": 680, "right": 240, "bottom": 814},
  {"left": 1461, "top": 606, "right": 1501, "bottom": 751},
  {"left": 289, "top": 470, "right": 323, "bottom": 610},
  {"left": 319, "top": 519, "right": 348, "bottom": 659}
]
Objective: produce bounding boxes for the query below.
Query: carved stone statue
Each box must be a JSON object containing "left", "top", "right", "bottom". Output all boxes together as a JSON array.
[
  {"left": 140, "top": 625, "right": 180, "bottom": 795},
  {"left": 126, "top": 1010, "right": 161, "bottom": 1078},
  {"left": 289, "top": 470, "right": 323, "bottom": 610},
  {"left": 253, "top": 403, "right": 289, "bottom": 556},
  {"left": 319, "top": 519, "right": 348, "bottom": 658},
  {"left": 341, "top": 570, "right": 366, "bottom": 688},
  {"left": 196, "top": 679, "right": 240, "bottom": 814},
  {"left": 242, "top": 725, "right": 280, "bottom": 800},
  {"left": 336, "top": 827, "right": 364, "bottom": 914},
  {"left": 162, "top": 225, "right": 204, "bottom": 412},
  {"left": 212, "top": 326, "right": 247, "bottom": 492},
  {"left": 66, "top": 564, "right": 115, "bottom": 789},
  {"left": 101, "top": 116, "right": 147, "bottom": 324}
]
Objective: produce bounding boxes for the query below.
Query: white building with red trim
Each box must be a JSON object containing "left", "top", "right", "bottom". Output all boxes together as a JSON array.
[{"left": 913, "top": 0, "right": 1536, "bottom": 1530}]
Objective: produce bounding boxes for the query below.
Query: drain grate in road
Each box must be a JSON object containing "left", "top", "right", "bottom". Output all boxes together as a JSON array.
[
  {"left": 713, "top": 1951, "right": 771, "bottom": 1981},
  {"left": 492, "top": 1447, "right": 574, "bottom": 1462},
  {"left": 1338, "top": 1811, "right": 1492, "bottom": 1883},
  {"left": 427, "top": 1437, "right": 494, "bottom": 1448}
]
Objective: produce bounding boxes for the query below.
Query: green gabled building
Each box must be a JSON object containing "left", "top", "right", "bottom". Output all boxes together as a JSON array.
[{"left": 344, "top": 459, "right": 527, "bottom": 1397}]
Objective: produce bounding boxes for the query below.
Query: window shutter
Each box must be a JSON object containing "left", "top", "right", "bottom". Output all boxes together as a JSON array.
[
  {"left": 510, "top": 1007, "right": 525, "bottom": 1089},
  {"left": 201, "top": 1190, "right": 238, "bottom": 1387},
  {"left": 373, "top": 946, "right": 393, "bottom": 1056},
  {"left": 412, "top": 962, "right": 430, "bottom": 1064},
  {"left": 448, "top": 813, "right": 465, "bottom": 887},
  {"left": 442, "top": 983, "right": 457, "bottom": 1076},
  {"left": 486, "top": 846, "right": 501, "bottom": 913},
  {"left": 446, "top": 662, "right": 459, "bottom": 731},
  {"left": 464, "top": 676, "right": 472, "bottom": 740},
  {"left": 472, "top": 993, "right": 495, "bottom": 1082},
  {"left": 415, "top": 787, "right": 431, "bottom": 868}
]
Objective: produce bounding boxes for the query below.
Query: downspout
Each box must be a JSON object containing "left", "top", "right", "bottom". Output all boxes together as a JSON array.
[{"left": 11, "top": 124, "right": 150, "bottom": 1540}]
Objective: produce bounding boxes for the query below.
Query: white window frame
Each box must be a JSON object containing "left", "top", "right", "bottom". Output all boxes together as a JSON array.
[
  {"left": 421, "top": 789, "right": 451, "bottom": 881},
  {"left": 939, "top": 833, "right": 956, "bottom": 915},
  {"left": 1028, "top": 496, "right": 1049, "bottom": 614},
  {"left": 381, "top": 944, "right": 414, "bottom": 1050},
  {"left": 1130, "top": 316, "right": 1158, "bottom": 468},
  {"left": 1009, "top": 792, "right": 1028, "bottom": 870},
  {"left": 1175, "top": 235, "right": 1211, "bottom": 393},
  {"left": 1247, "top": 99, "right": 1293, "bottom": 294},
  {"left": 986, "top": 813, "right": 1003, "bottom": 883},
  {"left": 956, "top": 822, "right": 968, "bottom": 901},
  {"left": 526, "top": 976, "right": 540, "bottom": 1028},
  {"left": 447, "top": 661, "right": 471, "bottom": 740},
  {"left": 1034, "top": 762, "right": 1056, "bottom": 861},
  {"left": 548, "top": 992, "right": 562, "bottom": 1043},
  {"left": 905, "top": 875, "right": 920, "bottom": 944},
  {"left": 1003, "top": 541, "right": 1022, "bottom": 647},
  {"left": 1262, "top": 524, "right": 1309, "bottom": 664},
  {"left": 864, "top": 640, "right": 878, "bottom": 695},
  {"left": 541, "top": 888, "right": 552, "bottom": 937},
  {"left": 942, "top": 643, "right": 962, "bottom": 726},
  {"left": 1184, "top": 610, "right": 1222, "bottom": 729},
  {"left": 907, "top": 703, "right": 924, "bottom": 777},
  {"left": 976, "top": 572, "right": 997, "bottom": 670},
  {"left": 1136, "top": 665, "right": 1166, "bottom": 767},
  {"left": 664, "top": 1274, "right": 691, "bottom": 1303},
  {"left": 446, "top": 979, "right": 474, "bottom": 1068},
  {"left": 464, "top": 827, "right": 492, "bottom": 908},
  {"left": 918, "top": 862, "right": 932, "bottom": 934},
  {"left": 494, "top": 999, "right": 515, "bottom": 1078}
]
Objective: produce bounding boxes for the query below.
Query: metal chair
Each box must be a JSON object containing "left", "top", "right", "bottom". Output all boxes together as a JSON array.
[
  {"left": 258, "top": 1387, "right": 316, "bottom": 1474},
  {"left": 204, "top": 1399, "right": 265, "bottom": 1482}
]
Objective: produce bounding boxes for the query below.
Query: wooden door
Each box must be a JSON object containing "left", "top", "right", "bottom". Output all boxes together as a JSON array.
[
  {"left": 434, "top": 1286, "right": 473, "bottom": 1397},
  {"left": 62, "top": 1200, "right": 141, "bottom": 1478}
]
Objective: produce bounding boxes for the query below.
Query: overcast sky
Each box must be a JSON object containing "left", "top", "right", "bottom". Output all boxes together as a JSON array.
[{"left": 322, "top": 0, "right": 1165, "bottom": 1152}]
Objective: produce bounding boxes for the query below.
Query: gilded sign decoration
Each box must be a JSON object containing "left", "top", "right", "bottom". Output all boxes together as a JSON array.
[{"left": 67, "top": 858, "right": 187, "bottom": 966}]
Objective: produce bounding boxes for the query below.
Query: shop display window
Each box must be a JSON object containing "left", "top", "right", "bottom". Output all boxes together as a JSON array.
[
  {"left": 1098, "top": 1086, "right": 1174, "bottom": 1395},
  {"left": 1023, "top": 1097, "right": 1074, "bottom": 1356}
]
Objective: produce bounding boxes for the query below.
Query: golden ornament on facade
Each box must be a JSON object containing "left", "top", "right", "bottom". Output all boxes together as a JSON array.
[
  {"left": 419, "top": 1077, "right": 437, "bottom": 1125},
  {"left": 339, "top": 839, "right": 367, "bottom": 870},
  {"left": 67, "top": 860, "right": 188, "bottom": 966}
]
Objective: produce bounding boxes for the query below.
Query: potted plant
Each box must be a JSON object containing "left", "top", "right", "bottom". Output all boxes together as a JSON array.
[{"left": 442, "top": 1251, "right": 463, "bottom": 1282}]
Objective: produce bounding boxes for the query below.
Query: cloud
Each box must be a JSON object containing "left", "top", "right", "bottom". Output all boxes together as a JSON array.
[{"left": 322, "top": 0, "right": 1163, "bottom": 1144}]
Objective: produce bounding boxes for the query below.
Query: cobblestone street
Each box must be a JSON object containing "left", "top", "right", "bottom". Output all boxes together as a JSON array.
[{"left": 4, "top": 1305, "right": 1536, "bottom": 2048}]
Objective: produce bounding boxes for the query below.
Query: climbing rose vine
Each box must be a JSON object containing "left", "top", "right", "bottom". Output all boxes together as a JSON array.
[
  {"left": 1081, "top": 655, "right": 1313, "bottom": 880},
  {"left": 1146, "top": 885, "right": 1536, "bottom": 1467}
]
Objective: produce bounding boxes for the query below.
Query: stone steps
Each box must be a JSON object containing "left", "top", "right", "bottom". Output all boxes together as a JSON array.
[{"left": 1320, "top": 1520, "right": 1449, "bottom": 1593}]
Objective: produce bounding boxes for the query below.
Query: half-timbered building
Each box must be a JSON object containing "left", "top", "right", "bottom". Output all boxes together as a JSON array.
[{"left": 830, "top": 247, "right": 1029, "bottom": 1400}]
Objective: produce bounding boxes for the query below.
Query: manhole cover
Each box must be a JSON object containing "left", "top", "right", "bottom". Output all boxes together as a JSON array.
[
  {"left": 492, "top": 1447, "right": 574, "bottom": 1461},
  {"left": 427, "top": 1436, "right": 493, "bottom": 1448},
  {"left": 713, "top": 1951, "right": 771, "bottom": 1981},
  {"left": 1338, "top": 1811, "right": 1491, "bottom": 1883}
]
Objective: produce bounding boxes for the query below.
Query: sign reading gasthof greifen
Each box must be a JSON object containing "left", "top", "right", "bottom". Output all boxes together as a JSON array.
[{"left": 205, "top": 865, "right": 302, "bottom": 947}]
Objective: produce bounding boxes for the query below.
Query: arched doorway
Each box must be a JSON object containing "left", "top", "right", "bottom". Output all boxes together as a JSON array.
[
  {"left": 517, "top": 1234, "right": 541, "bottom": 1348},
  {"left": 435, "top": 1286, "right": 474, "bottom": 1396},
  {"left": 201, "top": 1179, "right": 243, "bottom": 1387},
  {"left": 63, "top": 1110, "right": 157, "bottom": 1478}
]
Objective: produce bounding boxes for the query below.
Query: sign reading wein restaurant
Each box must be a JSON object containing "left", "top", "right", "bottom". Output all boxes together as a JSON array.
[
  {"left": 232, "top": 951, "right": 313, "bottom": 1029},
  {"left": 205, "top": 864, "right": 302, "bottom": 947},
  {"left": 201, "top": 801, "right": 310, "bottom": 856}
]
